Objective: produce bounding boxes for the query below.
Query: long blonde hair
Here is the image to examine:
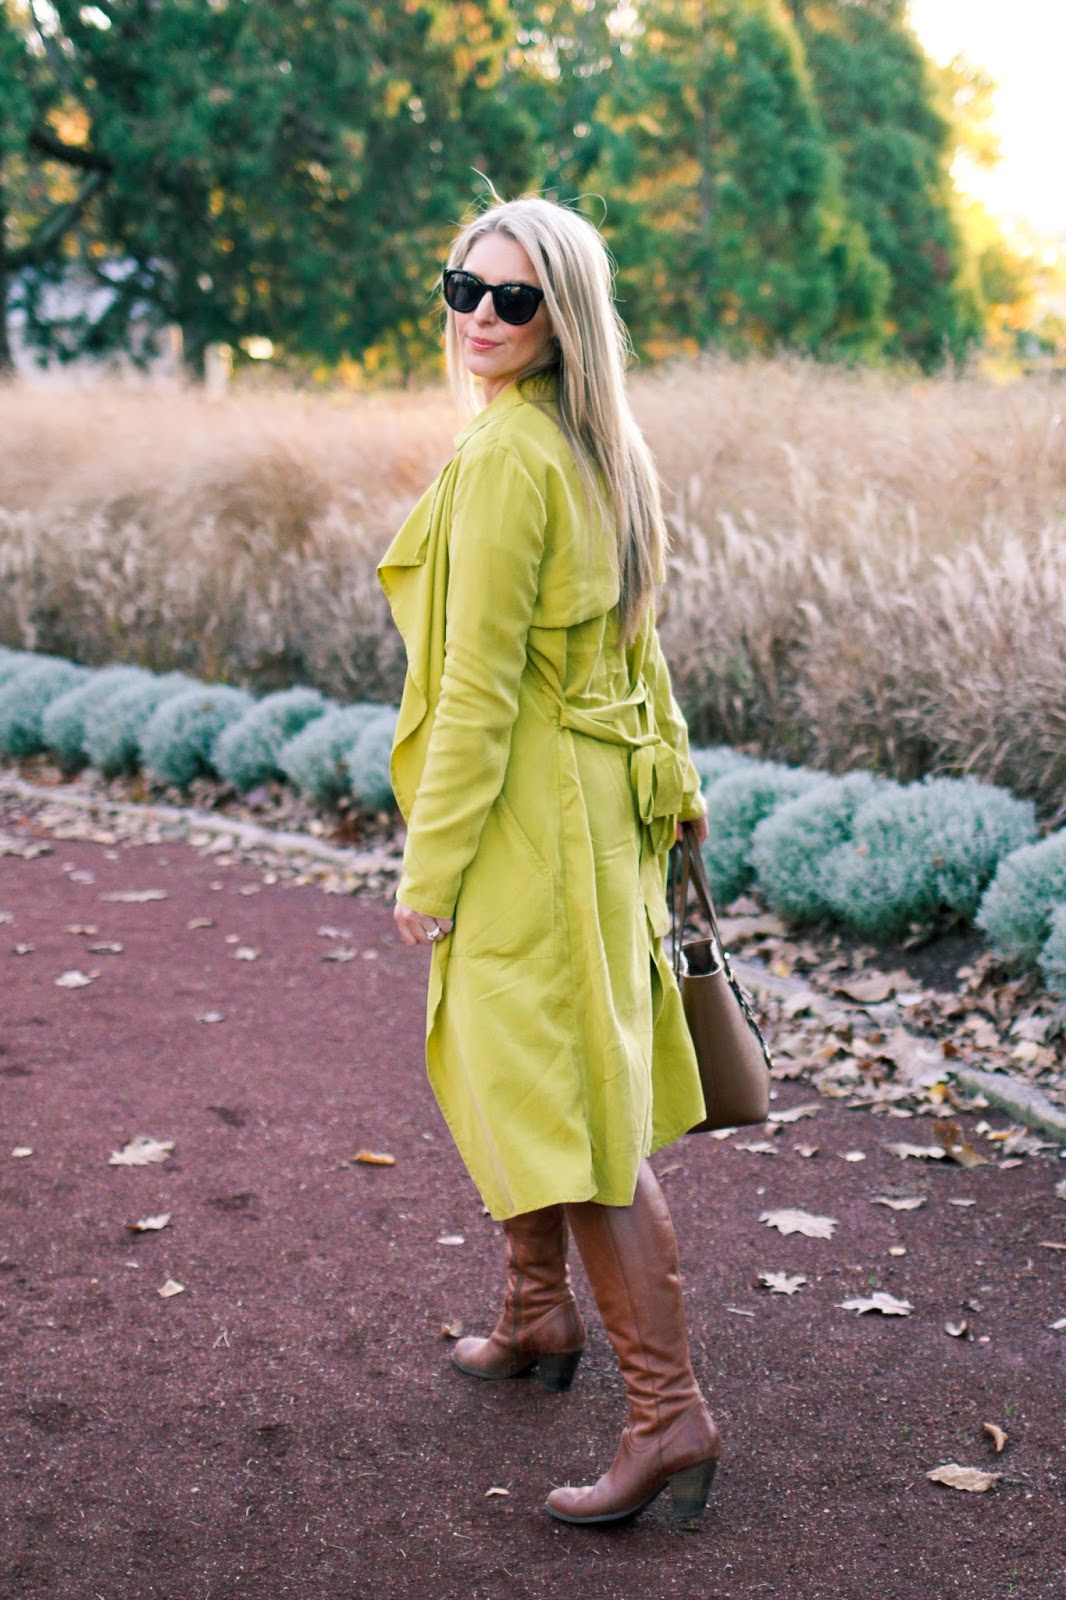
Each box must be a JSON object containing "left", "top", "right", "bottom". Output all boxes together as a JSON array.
[{"left": 443, "top": 196, "right": 666, "bottom": 646}]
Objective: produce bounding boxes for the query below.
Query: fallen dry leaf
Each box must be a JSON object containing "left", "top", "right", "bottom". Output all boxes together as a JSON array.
[
  {"left": 64, "top": 923, "right": 97, "bottom": 935},
  {"left": 871, "top": 1195, "right": 927, "bottom": 1211},
  {"left": 484, "top": 1487, "right": 510, "bottom": 1498},
  {"left": 709, "top": 1128, "right": 738, "bottom": 1141},
  {"left": 926, "top": 1463, "right": 1000, "bottom": 1493},
  {"left": 833, "top": 973, "right": 903, "bottom": 1005},
  {"left": 437, "top": 1234, "right": 465, "bottom": 1246},
  {"left": 794, "top": 1144, "right": 819, "bottom": 1158},
  {"left": 945, "top": 1319, "right": 970, "bottom": 1338},
  {"left": 1054, "top": 1180, "right": 1066, "bottom": 1201},
  {"left": 760, "top": 1208, "right": 838, "bottom": 1239},
  {"left": 734, "top": 1141, "right": 778, "bottom": 1155},
  {"left": 101, "top": 889, "right": 167, "bottom": 903},
  {"left": 234, "top": 946, "right": 259, "bottom": 961},
  {"left": 127, "top": 1213, "right": 173, "bottom": 1232},
  {"left": 767, "top": 1103, "right": 820, "bottom": 1124},
  {"left": 13, "top": 943, "right": 34, "bottom": 955},
  {"left": 1039, "top": 1241, "right": 1066, "bottom": 1252},
  {"left": 11, "top": 1146, "right": 33, "bottom": 1158},
  {"left": 317, "top": 926, "right": 353, "bottom": 940},
  {"left": 158, "top": 1279, "right": 185, "bottom": 1299},
  {"left": 441, "top": 1320, "right": 463, "bottom": 1339},
  {"left": 1050, "top": 1317, "right": 1066, "bottom": 1331},
  {"left": 109, "top": 1135, "right": 174, "bottom": 1167},
  {"left": 87, "top": 941, "right": 123, "bottom": 955},
  {"left": 353, "top": 1150, "right": 396, "bottom": 1167},
  {"left": 195, "top": 1011, "right": 225, "bottom": 1024},
  {"left": 982, "top": 1423, "right": 1008, "bottom": 1454},
  {"left": 888, "top": 1246, "right": 907, "bottom": 1257},
  {"left": 842, "top": 1151, "right": 867, "bottom": 1163},
  {"left": 187, "top": 917, "right": 215, "bottom": 930},
  {"left": 933, "top": 1119, "right": 989, "bottom": 1169},
  {"left": 55, "top": 969, "right": 97, "bottom": 989},
  {"left": 948, "top": 1198, "right": 977, "bottom": 1207},
  {"left": 322, "top": 947, "right": 357, "bottom": 963},
  {"left": 838, "top": 1291, "right": 912, "bottom": 1316},
  {"left": 758, "top": 1271, "right": 806, "bottom": 1295},
  {"left": 884, "top": 1141, "right": 946, "bottom": 1162}
]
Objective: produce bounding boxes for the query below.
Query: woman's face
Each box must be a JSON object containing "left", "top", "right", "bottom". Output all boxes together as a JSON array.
[{"left": 451, "top": 233, "right": 555, "bottom": 402}]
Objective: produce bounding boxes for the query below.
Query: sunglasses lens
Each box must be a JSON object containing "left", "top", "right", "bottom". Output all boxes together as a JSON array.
[
  {"left": 443, "top": 271, "right": 483, "bottom": 313},
  {"left": 493, "top": 284, "right": 540, "bottom": 325}
]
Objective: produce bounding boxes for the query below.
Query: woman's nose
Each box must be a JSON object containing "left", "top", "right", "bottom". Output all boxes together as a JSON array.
[{"left": 472, "top": 289, "right": 496, "bottom": 324}]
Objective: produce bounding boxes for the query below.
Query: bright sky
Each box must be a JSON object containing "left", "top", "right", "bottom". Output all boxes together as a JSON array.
[{"left": 907, "top": 0, "right": 1066, "bottom": 238}]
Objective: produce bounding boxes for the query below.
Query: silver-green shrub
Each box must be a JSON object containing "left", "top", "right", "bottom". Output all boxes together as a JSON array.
[
  {"left": 345, "top": 707, "right": 399, "bottom": 811},
  {"left": 140, "top": 684, "right": 254, "bottom": 788},
  {"left": 975, "top": 830, "right": 1066, "bottom": 965},
  {"left": 0, "top": 658, "right": 89, "bottom": 757},
  {"left": 42, "top": 665, "right": 152, "bottom": 772},
  {"left": 83, "top": 672, "right": 199, "bottom": 777},
  {"left": 279, "top": 703, "right": 384, "bottom": 806},
  {"left": 823, "top": 776, "right": 1039, "bottom": 941},
  {"left": 1038, "top": 903, "right": 1066, "bottom": 999},
  {"left": 750, "top": 771, "right": 890, "bottom": 923},
  {"left": 212, "top": 687, "right": 331, "bottom": 793},
  {"left": 701, "top": 761, "right": 823, "bottom": 904},
  {"left": 689, "top": 745, "right": 755, "bottom": 793}
]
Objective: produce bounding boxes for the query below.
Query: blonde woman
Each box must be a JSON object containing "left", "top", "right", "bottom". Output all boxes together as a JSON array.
[{"left": 377, "top": 195, "right": 720, "bottom": 1526}]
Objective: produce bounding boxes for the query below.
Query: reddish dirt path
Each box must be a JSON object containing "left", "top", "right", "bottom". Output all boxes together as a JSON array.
[{"left": 2, "top": 807, "right": 1064, "bottom": 1600}]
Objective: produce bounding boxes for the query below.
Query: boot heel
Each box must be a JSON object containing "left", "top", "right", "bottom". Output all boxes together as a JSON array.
[
  {"left": 669, "top": 1458, "right": 718, "bottom": 1523},
  {"left": 536, "top": 1349, "right": 583, "bottom": 1393}
]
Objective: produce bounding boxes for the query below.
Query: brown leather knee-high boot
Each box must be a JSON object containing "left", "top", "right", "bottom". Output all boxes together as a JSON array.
[
  {"left": 453, "top": 1205, "right": 586, "bottom": 1393},
  {"left": 546, "top": 1162, "right": 721, "bottom": 1524}
]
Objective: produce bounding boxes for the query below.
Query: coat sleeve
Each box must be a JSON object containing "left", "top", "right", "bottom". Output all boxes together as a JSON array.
[
  {"left": 396, "top": 443, "right": 547, "bottom": 919},
  {"left": 645, "top": 615, "right": 706, "bottom": 822}
]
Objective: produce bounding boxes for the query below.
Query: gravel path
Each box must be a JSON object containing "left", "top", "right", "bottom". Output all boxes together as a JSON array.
[{"left": 2, "top": 796, "right": 1064, "bottom": 1600}]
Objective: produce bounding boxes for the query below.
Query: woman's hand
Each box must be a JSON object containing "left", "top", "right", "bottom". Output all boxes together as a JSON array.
[
  {"left": 394, "top": 901, "right": 454, "bottom": 948},
  {"left": 676, "top": 814, "right": 709, "bottom": 846}
]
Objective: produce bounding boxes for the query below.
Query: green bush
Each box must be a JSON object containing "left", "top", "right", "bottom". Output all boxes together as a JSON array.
[
  {"left": 750, "top": 771, "right": 891, "bottom": 922},
  {"left": 1038, "top": 903, "right": 1066, "bottom": 999},
  {"left": 0, "top": 658, "right": 89, "bottom": 757},
  {"left": 83, "top": 673, "right": 200, "bottom": 778},
  {"left": 975, "top": 830, "right": 1066, "bottom": 965},
  {"left": 140, "top": 684, "right": 254, "bottom": 788},
  {"left": 279, "top": 702, "right": 386, "bottom": 806},
  {"left": 701, "top": 760, "right": 822, "bottom": 904},
  {"left": 42, "top": 665, "right": 152, "bottom": 772},
  {"left": 689, "top": 745, "right": 755, "bottom": 793},
  {"left": 345, "top": 708, "right": 399, "bottom": 811},
  {"left": 824, "top": 776, "right": 1039, "bottom": 941},
  {"left": 212, "top": 687, "right": 331, "bottom": 793},
  {"left": 0, "top": 647, "right": 30, "bottom": 686}
]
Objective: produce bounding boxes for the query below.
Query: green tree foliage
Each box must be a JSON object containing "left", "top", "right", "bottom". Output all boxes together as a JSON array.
[
  {"left": 12, "top": 0, "right": 530, "bottom": 376},
  {"left": 584, "top": 0, "right": 888, "bottom": 359},
  {"left": 786, "top": 0, "right": 984, "bottom": 368},
  {"left": 0, "top": 0, "right": 111, "bottom": 374}
]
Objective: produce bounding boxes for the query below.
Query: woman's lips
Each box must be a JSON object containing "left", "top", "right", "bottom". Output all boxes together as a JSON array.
[{"left": 468, "top": 337, "right": 499, "bottom": 351}]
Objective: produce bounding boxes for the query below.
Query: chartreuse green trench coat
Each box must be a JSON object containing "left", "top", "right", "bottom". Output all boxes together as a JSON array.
[{"left": 377, "top": 375, "right": 707, "bottom": 1221}]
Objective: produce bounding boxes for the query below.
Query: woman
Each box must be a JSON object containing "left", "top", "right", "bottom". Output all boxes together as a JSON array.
[{"left": 377, "top": 195, "right": 721, "bottom": 1527}]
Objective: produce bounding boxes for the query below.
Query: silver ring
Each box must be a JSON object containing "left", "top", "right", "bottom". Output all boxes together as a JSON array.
[{"left": 426, "top": 923, "right": 445, "bottom": 942}]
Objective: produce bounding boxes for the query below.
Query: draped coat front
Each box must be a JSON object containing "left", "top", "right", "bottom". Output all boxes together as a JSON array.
[{"left": 377, "top": 375, "right": 707, "bottom": 1220}]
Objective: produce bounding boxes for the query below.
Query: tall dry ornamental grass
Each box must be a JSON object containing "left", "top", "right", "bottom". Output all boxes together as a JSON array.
[{"left": 1, "top": 357, "right": 1064, "bottom": 821}]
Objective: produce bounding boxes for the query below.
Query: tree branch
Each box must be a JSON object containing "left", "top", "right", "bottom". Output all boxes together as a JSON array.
[
  {"left": 8, "top": 169, "right": 107, "bottom": 267},
  {"left": 28, "top": 125, "right": 113, "bottom": 173}
]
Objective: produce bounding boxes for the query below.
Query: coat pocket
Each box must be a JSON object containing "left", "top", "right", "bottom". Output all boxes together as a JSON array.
[{"left": 452, "top": 792, "right": 555, "bottom": 961}]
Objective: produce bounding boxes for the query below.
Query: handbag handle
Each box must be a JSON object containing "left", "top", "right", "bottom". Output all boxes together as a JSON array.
[{"left": 671, "top": 822, "right": 725, "bottom": 976}]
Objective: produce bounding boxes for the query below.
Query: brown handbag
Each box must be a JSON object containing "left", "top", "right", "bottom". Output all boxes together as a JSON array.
[{"left": 670, "top": 821, "right": 773, "bottom": 1132}]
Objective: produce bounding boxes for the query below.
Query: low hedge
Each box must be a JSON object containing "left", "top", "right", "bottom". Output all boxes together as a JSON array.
[{"left": 2, "top": 647, "right": 1064, "bottom": 991}]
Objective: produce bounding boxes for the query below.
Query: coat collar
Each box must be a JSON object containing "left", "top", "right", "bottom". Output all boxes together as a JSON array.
[{"left": 453, "top": 369, "right": 560, "bottom": 449}]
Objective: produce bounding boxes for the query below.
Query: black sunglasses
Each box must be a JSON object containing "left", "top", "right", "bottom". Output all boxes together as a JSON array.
[{"left": 441, "top": 267, "right": 545, "bottom": 326}]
